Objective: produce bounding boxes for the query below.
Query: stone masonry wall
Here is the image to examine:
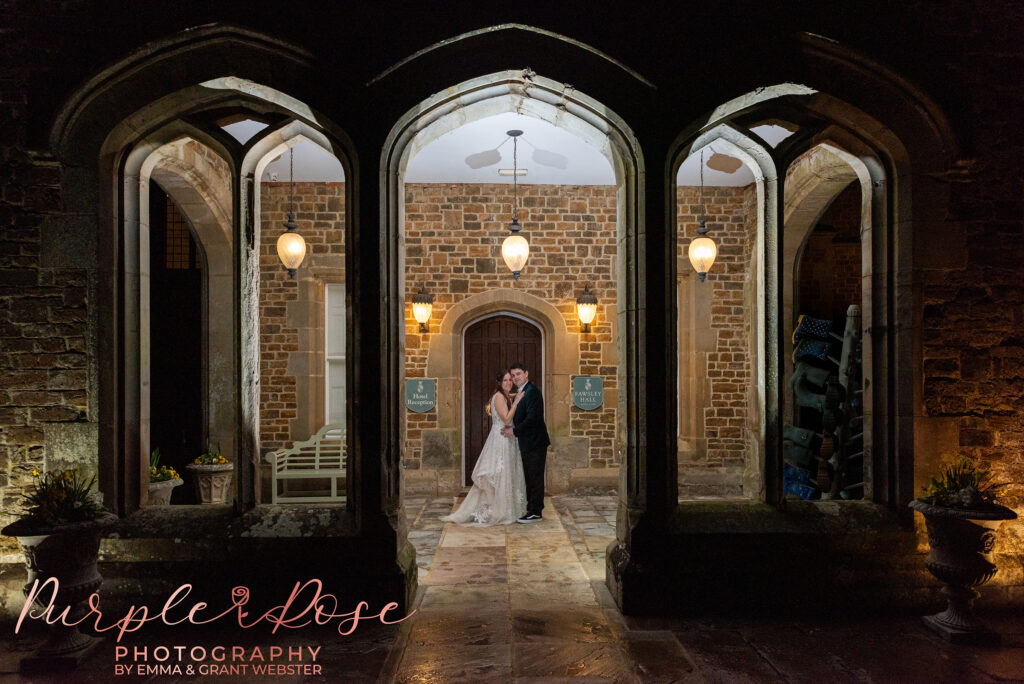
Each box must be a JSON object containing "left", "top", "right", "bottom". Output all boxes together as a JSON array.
[
  {"left": 677, "top": 185, "right": 758, "bottom": 496},
  {"left": 920, "top": 84, "right": 1024, "bottom": 568},
  {"left": 259, "top": 182, "right": 346, "bottom": 451},
  {"left": 0, "top": 90, "right": 91, "bottom": 537},
  {"left": 256, "top": 181, "right": 759, "bottom": 491},
  {"left": 402, "top": 183, "right": 619, "bottom": 474},
  {"left": 797, "top": 183, "right": 862, "bottom": 322}
]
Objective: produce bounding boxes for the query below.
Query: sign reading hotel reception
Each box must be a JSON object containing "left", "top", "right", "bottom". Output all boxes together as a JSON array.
[
  {"left": 572, "top": 376, "right": 603, "bottom": 410},
  {"left": 405, "top": 379, "right": 436, "bottom": 413}
]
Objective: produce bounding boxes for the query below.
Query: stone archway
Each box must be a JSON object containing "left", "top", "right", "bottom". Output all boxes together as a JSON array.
[
  {"left": 116, "top": 122, "right": 237, "bottom": 506},
  {"left": 405, "top": 289, "right": 583, "bottom": 495},
  {"left": 145, "top": 140, "right": 236, "bottom": 488},
  {"left": 383, "top": 69, "right": 643, "bottom": 510},
  {"left": 783, "top": 143, "right": 873, "bottom": 374},
  {"left": 242, "top": 124, "right": 346, "bottom": 452},
  {"left": 673, "top": 127, "right": 775, "bottom": 501}
]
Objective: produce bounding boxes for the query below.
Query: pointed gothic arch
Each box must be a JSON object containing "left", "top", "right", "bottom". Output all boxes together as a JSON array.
[{"left": 382, "top": 69, "right": 644, "bottom": 505}]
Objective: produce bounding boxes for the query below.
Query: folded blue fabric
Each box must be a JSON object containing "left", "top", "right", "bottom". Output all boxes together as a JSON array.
[
  {"left": 793, "top": 338, "right": 832, "bottom": 363},
  {"left": 792, "top": 314, "right": 832, "bottom": 343}
]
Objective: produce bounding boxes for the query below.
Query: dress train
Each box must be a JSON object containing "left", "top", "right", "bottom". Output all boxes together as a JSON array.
[{"left": 440, "top": 394, "right": 527, "bottom": 526}]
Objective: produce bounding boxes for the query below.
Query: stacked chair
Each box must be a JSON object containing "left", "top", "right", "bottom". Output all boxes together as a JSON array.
[{"left": 783, "top": 305, "right": 864, "bottom": 500}]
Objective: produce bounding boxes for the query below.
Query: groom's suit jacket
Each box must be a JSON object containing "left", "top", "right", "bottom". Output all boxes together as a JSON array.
[{"left": 512, "top": 381, "right": 551, "bottom": 452}]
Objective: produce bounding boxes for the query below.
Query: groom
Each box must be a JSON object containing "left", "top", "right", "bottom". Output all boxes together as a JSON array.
[{"left": 502, "top": 362, "right": 550, "bottom": 522}]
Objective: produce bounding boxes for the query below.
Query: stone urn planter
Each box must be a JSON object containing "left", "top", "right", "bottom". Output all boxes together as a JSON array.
[
  {"left": 909, "top": 499, "right": 1017, "bottom": 644},
  {"left": 146, "top": 477, "right": 183, "bottom": 505},
  {"left": 187, "top": 462, "right": 234, "bottom": 504},
  {"left": 2, "top": 513, "right": 118, "bottom": 671}
]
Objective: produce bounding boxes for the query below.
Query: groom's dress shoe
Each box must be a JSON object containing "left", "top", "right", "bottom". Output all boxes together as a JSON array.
[{"left": 517, "top": 513, "right": 542, "bottom": 523}]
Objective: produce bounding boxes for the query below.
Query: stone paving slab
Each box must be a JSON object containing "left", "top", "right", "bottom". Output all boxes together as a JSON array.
[{"left": 2, "top": 494, "right": 1023, "bottom": 682}]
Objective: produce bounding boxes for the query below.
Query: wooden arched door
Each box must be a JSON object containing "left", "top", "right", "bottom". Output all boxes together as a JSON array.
[{"left": 463, "top": 315, "right": 543, "bottom": 486}]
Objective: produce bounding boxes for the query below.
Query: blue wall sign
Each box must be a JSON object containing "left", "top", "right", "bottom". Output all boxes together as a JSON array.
[
  {"left": 405, "top": 379, "right": 436, "bottom": 413},
  {"left": 572, "top": 376, "right": 604, "bottom": 410}
]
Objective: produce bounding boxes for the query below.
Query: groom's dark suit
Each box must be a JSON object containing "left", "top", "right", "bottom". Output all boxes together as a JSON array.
[{"left": 512, "top": 381, "right": 551, "bottom": 516}]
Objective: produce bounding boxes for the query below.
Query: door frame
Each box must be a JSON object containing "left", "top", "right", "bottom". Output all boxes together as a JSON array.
[{"left": 460, "top": 310, "right": 545, "bottom": 485}]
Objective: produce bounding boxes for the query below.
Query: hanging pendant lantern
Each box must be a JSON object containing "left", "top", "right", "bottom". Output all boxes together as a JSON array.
[
  {"left": 276, "top": 147, "right": 306, "bottom": 278},
  {"left": 501, "top": 220, "right": 529, "bottom": 280},
  {"left": 688, "top": 220, "right": 718, "bottom": 283},
  {"left": 501, "top": 130, "right": 529, "bottom": 280},
  {"left": 688, "top": 149, "right": 717, "bottom": 282}
]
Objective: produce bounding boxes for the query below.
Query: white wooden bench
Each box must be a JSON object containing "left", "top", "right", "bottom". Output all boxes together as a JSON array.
[{"left": 264, "top": 424, "right": 347, "bottom": 503}]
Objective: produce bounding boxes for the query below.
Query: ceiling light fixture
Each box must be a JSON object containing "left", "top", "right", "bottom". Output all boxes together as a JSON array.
[
  {"left": 688, "top": 149, "right": 718, "bottom": 282},
  {"left": 500, "top": 130, "right": 529, "bottom": 280},
  {"left": 276, "top": 147, "right": 307, "bottom": 278}
]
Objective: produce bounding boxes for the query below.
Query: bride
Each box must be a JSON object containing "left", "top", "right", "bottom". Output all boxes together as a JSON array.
[{"left": 441, "top": 369, "right": 527, "bottom": 525}]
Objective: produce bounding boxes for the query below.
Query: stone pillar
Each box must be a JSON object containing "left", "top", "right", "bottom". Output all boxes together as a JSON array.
[{"left": 606, "top": 142, "right": 679, "bottom": 614}]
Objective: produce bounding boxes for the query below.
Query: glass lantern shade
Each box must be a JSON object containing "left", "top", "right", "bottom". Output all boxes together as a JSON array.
[
  {"left": 501, "top": 234, "right": 529, "bottom": 279},
  {"left": 688, "top": 236, "right": 717, "bottom": 281},
  {"left": 412, "top": 301, "right": 432, "bottom": 325},
  {"left": 576, "top": 285, "right": 598, "bottom": 333},
  {"left": 411, "top": 286, "right": 434, "bottom": 332},
  {"left": 277, "top": 230, "right": 307, "bottom": 274},
  {"left": 577, "top": 302, "right": 597, "bottom": 330}
]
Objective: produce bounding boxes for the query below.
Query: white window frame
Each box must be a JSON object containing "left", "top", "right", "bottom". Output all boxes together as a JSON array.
[{"left": 325, "top": 283, "right": 346, "bottom": 427}]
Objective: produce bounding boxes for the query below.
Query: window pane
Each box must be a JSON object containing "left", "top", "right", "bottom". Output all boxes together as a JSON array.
[
  {"left": 325, "top": 283, "right": 346, "bottom": 426},
  {"left": 327, "top": 360, "right": 345, "bottom": 424},
  {"left": 327, "top": 284, "right": 345, "bottom": 358}
]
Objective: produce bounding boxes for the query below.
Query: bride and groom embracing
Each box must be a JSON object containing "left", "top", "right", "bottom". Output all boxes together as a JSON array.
[{"left": 441, "top": 363, "right": 550, "bottom": 526}]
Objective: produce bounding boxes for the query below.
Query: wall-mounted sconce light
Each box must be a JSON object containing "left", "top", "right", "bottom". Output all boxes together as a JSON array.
[
  {"left": 411, "top": 286, "right": 434, "bottom": 333},
  {"left": 276, "top": 147, "right": 307, "bottom": 278},
  {"left": 576, "top": 285, "right": 598, "bottom": 333}
]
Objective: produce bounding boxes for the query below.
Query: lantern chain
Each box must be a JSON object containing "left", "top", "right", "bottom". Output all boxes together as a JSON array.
[
  {"left": 512, "top": 135, "right": 519, "bottom": 219},
  {"left": 697, "top": 149, "right": 708, "bottom": 237},
  {"left": 289, "top": 147, "right": 295, "bottom": 219}
]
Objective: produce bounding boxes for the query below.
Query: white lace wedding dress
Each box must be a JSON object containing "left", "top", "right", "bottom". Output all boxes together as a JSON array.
[{"left": 440, "top": 394, "right": 527, "bottom": 526}]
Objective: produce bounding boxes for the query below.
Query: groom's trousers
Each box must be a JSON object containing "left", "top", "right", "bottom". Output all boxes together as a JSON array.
[{"left": 521, "top": 446, "right": 548, "bottom": 514}]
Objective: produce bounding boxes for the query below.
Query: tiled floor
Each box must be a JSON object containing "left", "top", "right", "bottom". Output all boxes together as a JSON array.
[
  {"left": 393, "top": 496, "right": 654, "bottom": 682},
  {"left": 394, "top": 495, "right": 1024, "bottom": 683},
  {"left": 1, "top": 495, "right": 1022, "bottom": 682}
]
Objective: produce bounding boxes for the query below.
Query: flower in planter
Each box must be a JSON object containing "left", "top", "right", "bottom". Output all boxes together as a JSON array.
[
  {"left": 919, "top": 457, "right": 1007, "bottom": 509},
  {"left": 194, "top": 443, "right": 228, "bottom": 465},
  {"left": 12, "top": 467, "right": 108, "bottom": 526},
  {"left": 149, "top": 448, "right": 180, "bottom": 482}
]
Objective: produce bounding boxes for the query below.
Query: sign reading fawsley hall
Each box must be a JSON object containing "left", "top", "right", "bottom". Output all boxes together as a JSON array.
[
  {"left": 405, "top": 379, "right": 436, "bottom": 413},
  {"left": 572, "top": 376, "right": 603, "bottom": 410}
]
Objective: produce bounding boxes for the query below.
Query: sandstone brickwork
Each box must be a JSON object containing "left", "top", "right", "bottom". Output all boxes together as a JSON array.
[
  {"left": 259, "top": 181, "right": 346, "bottom": 451},
  {"left": 403, "top": 183, "right": 620, "bottom": 473},
  {"left": 676, "top": 185, "right": 759, "bottom": 496}
]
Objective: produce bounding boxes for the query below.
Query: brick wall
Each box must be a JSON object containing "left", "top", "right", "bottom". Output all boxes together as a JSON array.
[
  {"left": 258, "top": 182, "right": 346, "bottom": 451},
  {"left": 255, "top": 181, "right": 759, "bottom": 482},
  {"left": 675, "top": 184, "right": 757, "bottom": 489},
  {"left": 403, "top": 183, "right": 619, "bottom": 470},
  {"left": 797, "top": 183, "right": 862, "bottom": 321},
  {"left": 257, "top": 182, "right": 624, "bottom": 474}
]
